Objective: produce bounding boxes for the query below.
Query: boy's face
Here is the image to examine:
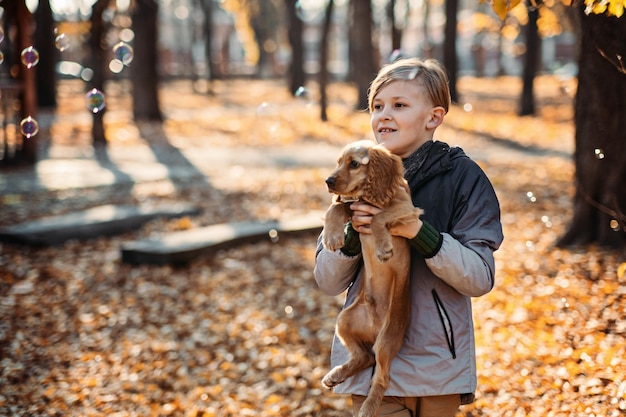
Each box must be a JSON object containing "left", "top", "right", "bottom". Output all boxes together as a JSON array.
[{"left": 370, "top": 80, "right": 443, "bottom": 159}]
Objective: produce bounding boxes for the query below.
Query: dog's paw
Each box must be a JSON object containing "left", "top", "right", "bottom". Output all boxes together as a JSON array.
[
  {"left": 375, "top": 241, "right": 393, "bottom": 262},
  {"left": 321, "top": 367, "right": 346, "bottom": 389},
  {"left": 323, "top": 234, "right": 345, "bottom": 252}
]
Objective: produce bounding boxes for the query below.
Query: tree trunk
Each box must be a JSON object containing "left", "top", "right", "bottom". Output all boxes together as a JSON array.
[
  {"left": 557, "top": 6, "right": 626, "bottom": 248},
  {"left": 422, "top": 0, "right": 433, "bottom": 58},
  {"left": 35, "top": 0, "right": 57, "bottom": 108},
  {"left": 443, "top": 0, "right": 459, "bottom": 103},
  {"left": 89, "top": 0, "right": 109, "bottom": 146},
  {"left": 351, "top": 0, "right": 376, "bottom": 110},
  {"left": 319, "top": 0, "right": 334, "bottom": 122},
  {"left": 130, "top": 0, "right": 162, "bottom": 121},
  {"left": 519, "top": 4, "right": 540, "bottom": 116},
  {"left": 0, "top": 0, "right": 36, "bottom": 166},
  {"left": 200, "top": 0, "right": 217, "bottom": 81},
  {"left": 17, "top": 0, "right": 38, "bottom": 163},
  {"left": 285, "top": 0, "right": 305, "bottom": 95},
  {"left": 387, "top": 0, "right": 402, "bottom": 53},
  {"left": 250, "top": 0, "right": 279, "bottom": 77}
]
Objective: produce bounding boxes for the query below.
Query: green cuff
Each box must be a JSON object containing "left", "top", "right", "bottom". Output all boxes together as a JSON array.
[
  {"left": 409, "top": 219, "right": 443, "bottom": 258},
  {"left": 340, "top": 221, "right": 362, "bottom": 256}
]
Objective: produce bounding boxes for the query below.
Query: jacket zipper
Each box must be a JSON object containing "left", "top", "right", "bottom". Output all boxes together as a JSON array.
[{"left": 432, "top": 289, "right": 456, "bottom": 359}]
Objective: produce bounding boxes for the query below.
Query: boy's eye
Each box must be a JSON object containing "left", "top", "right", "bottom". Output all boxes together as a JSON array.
[
  {"left": 373, "top": 104, "right": 382, "bottom": 110},
  {"left": 395, "top": 102, "right": 406, "bottom": 108}
]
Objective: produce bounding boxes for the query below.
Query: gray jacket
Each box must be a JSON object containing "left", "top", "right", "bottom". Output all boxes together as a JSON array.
[{"left": 314, "top": 141, "right": 503, "bottom": 400}]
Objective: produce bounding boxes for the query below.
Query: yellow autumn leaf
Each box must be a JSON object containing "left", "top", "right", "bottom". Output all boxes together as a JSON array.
[
  {"left": 270, "top": 371, "right": 286, "bottom": 383},
  {"left": 493, "top": 0, "right": 509, "bottom": 19},
  {"left": 538, "top": 7, "right": 563, "bottom": 38},
  {"left": 264, "top": 394, "right": 284, "bottom": 405},
  {"left": 608, "top": 0, "right": 625, "bottom": 15},
  {"left": 492, "top": 0, "right": 522, "bottom": 19},
  {"left": 176, "top": 216, "right": 192, "bottom": 230},
  {"left": 592, "top": 1, "right": 608, "bottom": 13},
  {"left": 618, "top": 262, "right": 626, "bottom": 279}
]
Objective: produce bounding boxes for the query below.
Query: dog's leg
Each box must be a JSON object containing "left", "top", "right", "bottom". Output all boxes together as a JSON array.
[
  {"left": 322, "top": 202, "right": 351, "bottom": 252},
  {"left": 370, "top": 215, "right": 395, "bottom": 262},
  {"left": 358, "top": 317, "right": 408, "bottom": 417},
  {"left": 358, "top": 266, "right": 411, "bottom": 417},
  {"left": 322, "top": 304, "right": 375, "bottom": 388},
  {"left": 357, "top": 344, "right": 395, "bottom": 417}
]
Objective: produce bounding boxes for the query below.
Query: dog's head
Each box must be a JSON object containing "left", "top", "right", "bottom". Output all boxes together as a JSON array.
[{"left": 325, "top": 140, "right": 406, "bottom": 208}]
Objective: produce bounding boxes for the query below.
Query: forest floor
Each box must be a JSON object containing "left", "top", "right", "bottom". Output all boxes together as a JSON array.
[{"left": 1, "top": 74, "right": 625, "bottom": 417}]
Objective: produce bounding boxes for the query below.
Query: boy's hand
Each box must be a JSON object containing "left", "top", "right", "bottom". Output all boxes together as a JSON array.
[
  {"left": 349, "top": 202, "right": 380, "bottom": 234},
  {"left": 350, "top": 201, "right": 423, "bottom": 239}
]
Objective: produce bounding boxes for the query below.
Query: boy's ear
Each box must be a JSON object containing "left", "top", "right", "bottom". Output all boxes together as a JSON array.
[{"left": 427, "top": 106, "right": 445, "bottom": 129}]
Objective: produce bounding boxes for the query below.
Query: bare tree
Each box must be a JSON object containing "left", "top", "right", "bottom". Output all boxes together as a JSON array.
[
  {"left": 35, "top": 0, "right": 57, "bottom": 108},
  {"left": 198, "top": 0, "right": 217, "bottom": 81},
  {"left": 351, "top": 0, "right": 376, "bottom": 110},
  {"left": 519, "top": 2, "right": 540, "bottom": 116},
  {"left": 387, "top": 0, "right": 402, "bottom": 52},
  {"left": 15, "top": 0, "right": 37, "bottom": 163},
  {"left": 285, "top": 0, "right": 305, "bottom": 95},
  {"left": 319, "top": 0, "right": 334, "bottom": 121},
  {"left": 443, "top": 0, "right": 459, "bottom": 102},
  {"left": 0, "top": 0, "right": 37, "bottom": 165},
  {"left": 88, "top": 0, "right": 109, "bottom": 146},
  {"left": 130, "top": 0, "right": 162, "bottom": 121}
]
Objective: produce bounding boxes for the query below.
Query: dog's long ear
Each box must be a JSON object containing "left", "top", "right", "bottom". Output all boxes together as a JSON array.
[{"left": 362, "top": 146, "right": 405, "bottom": 207}]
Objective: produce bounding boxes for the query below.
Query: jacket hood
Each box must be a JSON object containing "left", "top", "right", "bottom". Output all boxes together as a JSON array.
[{"left": 403, "top": 140, "right": 468, "bottom": 190}]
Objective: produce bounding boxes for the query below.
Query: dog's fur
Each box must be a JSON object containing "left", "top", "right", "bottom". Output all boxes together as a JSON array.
[{"left": 321, "top": 140, "right": 423, "bottom": 417}]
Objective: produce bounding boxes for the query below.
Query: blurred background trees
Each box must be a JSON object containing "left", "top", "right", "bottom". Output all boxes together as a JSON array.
[{"left": 0, "top": 0, "right": 623, "bottom": 247}]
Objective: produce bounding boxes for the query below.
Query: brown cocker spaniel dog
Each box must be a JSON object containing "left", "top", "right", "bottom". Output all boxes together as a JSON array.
[{"left": 321, "top": 140, "right": 423, "bottom": 417}]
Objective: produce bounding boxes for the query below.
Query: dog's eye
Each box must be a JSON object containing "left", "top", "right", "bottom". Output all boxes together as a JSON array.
[{"left": 349, "top": 160, "right": 360, "bottom": 169}]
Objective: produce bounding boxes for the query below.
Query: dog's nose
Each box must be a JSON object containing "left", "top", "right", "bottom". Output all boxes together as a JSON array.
[{"left": 325, "top": 177, "right": 335, "bottom": 187}]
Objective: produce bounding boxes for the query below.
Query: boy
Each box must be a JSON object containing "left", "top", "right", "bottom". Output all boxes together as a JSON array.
[{"left": 314, "top": 58, "right": 504, "bottom": 417}]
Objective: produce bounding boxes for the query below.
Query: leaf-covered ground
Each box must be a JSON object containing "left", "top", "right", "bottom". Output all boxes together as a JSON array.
[{"left": 1, "top": 76, "right": 625, "bottom": 417}]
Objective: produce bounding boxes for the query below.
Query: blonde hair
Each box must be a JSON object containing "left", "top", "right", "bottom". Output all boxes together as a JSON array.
[{"left": 368, "top": 58, "right": 451, "bottom": 114}]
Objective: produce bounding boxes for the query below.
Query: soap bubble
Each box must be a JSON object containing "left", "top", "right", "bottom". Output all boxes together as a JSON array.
[
  {"left": 0, "top": 27, "right": 4, "bottom": 43},
  {"left": 85, "top": 88, "right": 106, "bottom": 113},
  {"left": 20, "top": 116, "right": 39, "bottom": 138},
  {"left": 20, "top": 46, "right": 40, "bottom": 68},
  {"left": 594, "top": 148, "right": 605, "bottom": 159},
  {"left": 112, "top": 41, "right": 134, "bottom": 65},
  {"left": 0, "top": 51, "right": 4, "bottom": 65},
  {"left": 256, "top": 101, "right": 273, "bottom": 116},
  {"left": 295, "top": 0, "right": 306, "bottom": 20},
  {"left": 295, "top": 86, "right": 309, "bottom": 100},
  {"left": 295, "top": 86, "right": 314, "bottom": 109},
  {"left": 55, "top": 33, "right": 70, "bottom": 51},
  {"left": 610, "top": 219, "right": 621, "bottom": 232},
  {"left": 388, "top": 49, "right": 404, "bottom": 63}
]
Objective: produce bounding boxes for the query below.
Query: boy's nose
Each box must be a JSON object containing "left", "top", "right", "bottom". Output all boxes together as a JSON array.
[{"left": 380, "top": 108, "right": 392, "bottom": 120}]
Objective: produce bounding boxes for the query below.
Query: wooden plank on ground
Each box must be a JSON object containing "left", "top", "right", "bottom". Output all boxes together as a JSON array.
[
  {"left": 120, "top": 211, "right": 325, "bottom": 265},
  {"left": 0, "top": 204, "right": 201, "bottom": 246}
]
